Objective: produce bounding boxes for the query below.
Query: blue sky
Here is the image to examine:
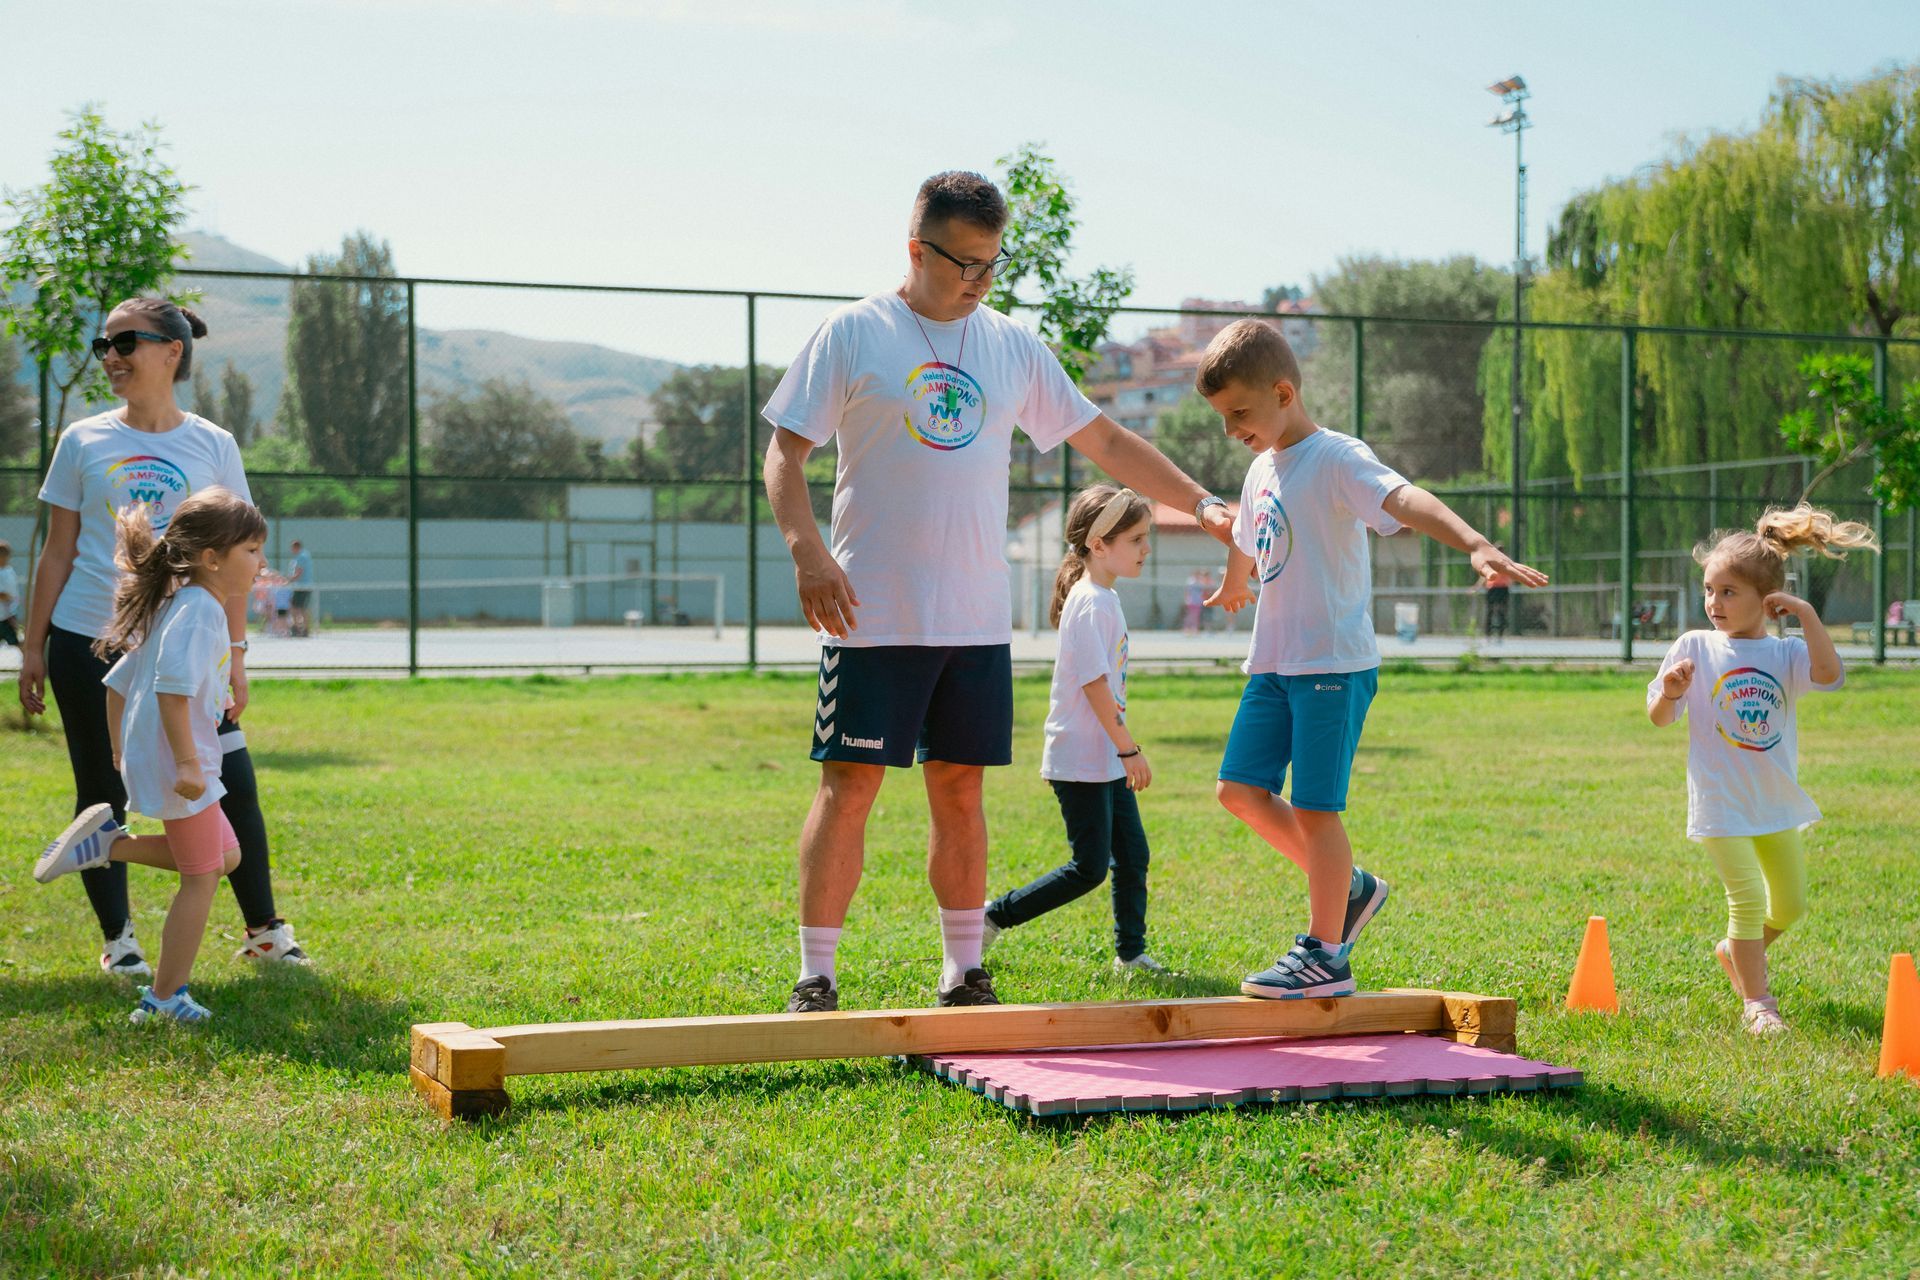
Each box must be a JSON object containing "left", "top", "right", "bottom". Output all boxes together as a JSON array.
[{"left": 5, "top": 0, "right": 1916, "bottom": 362}]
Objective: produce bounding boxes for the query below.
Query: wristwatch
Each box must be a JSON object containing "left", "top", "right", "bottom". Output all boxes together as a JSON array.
[
  {"left": 231, "top": 639, "right": 250, "bottom": 652},
  {"left": 1194, "top": 495, "right": 1227, "bottom": 522}
]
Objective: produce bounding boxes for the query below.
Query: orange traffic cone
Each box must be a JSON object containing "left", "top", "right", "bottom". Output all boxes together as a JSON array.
[
  {"left": 1565, "top": 916, "right": 1619, "bottom": 1013},
  {"left": 1877, "top": 953, "right": 1920, "bottom": 1080}
]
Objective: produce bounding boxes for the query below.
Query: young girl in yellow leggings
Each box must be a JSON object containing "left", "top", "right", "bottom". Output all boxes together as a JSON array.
[{"left": 1647, "top": 504, "right": 1877, "bottom": 1035}]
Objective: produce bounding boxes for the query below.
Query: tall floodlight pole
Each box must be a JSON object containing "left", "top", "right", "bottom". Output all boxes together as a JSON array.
[{"left": 1487, "top": 75, "right": 1530, "bottom": 561}]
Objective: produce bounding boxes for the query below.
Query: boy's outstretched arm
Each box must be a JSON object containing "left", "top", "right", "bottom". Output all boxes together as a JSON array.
[{"left": 1381, "top": 485, "right": 1549, "bottom": 587}]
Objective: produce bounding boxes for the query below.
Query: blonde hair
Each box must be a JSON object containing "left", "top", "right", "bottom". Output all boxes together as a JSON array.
[
  {"left": 95, "top": 487, "right": 267, "bottom": 659},
  {"left": 1694, "top": 502, "right": 1879, "bottom": 596},
  {"left": 1195, "top": 318, "right": 1302, "bottom": 398},
  {"left": 1050, "top": 484, "right": 1154, "bottom": 627}
]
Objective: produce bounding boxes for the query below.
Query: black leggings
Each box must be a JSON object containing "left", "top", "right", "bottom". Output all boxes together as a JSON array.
[{"left": 45, "top": 625, "right": 279, "bottom": 938}]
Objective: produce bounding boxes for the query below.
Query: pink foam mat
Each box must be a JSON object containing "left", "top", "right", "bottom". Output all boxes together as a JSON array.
[{"left": 915, "top": 1033, "right": 1582, "bottom": 1117}]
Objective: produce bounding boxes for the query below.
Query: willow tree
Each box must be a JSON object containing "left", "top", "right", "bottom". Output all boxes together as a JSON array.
[{"left": 1482, "top": 63, "right": 1920, "bottom": 579}]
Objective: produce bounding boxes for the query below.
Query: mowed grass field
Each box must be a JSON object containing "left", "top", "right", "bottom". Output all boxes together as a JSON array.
[{"left": 3, "top": 667, "right": 1918, "bottom": 1278}]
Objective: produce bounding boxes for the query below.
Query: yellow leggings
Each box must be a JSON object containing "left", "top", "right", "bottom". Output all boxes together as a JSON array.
[{"left": 1702, "top": 830, "right": 1808, "bottom": 942}]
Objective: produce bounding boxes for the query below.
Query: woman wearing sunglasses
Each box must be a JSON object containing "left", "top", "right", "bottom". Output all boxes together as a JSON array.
[{"left": 18, "top": 297, "right": 312, "bottom": 977}]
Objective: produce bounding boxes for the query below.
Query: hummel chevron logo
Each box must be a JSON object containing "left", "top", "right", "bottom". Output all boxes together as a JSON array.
[
  {"left": 815, "top": 698, "right": 837, "bottom": 721},
  {"left": 819, "top": 673, "right": 839, "bottom": 697},
  {"left": 816, "top": 721, "right": 833, "bottom": 743},
  {"left": 822, "top": 650, "right": 840, "bottom": 673}
]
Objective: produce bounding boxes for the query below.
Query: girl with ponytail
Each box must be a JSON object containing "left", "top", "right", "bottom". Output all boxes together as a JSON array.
[
  {"left": 986, "top": 484, "right": 1173, "bottom": 972},
  {"left": 1647, "top": 503, "right": 1879, "bottom": 1036},
  {"left": 35, "top": 487, "right": 268, "bottom": 1024}
]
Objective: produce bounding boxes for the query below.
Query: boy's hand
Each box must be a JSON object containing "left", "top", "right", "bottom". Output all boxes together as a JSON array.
[
  {"left": 1204, "top": 577, "right": 1254, "bottom": 614},
  {"left": 174, "top": 761, "right": 207, "bottom": 803},
  {"left": 1122, "top": 748, "right": 1152, "bottom": 792},
  {"left": 1470, "top": 544, "right": 1550, "bottom": 588},
  {"left": 1659, "top": 658, "right": 1695, "bottom": 701},
  {"left": 1763, "top": 592, "right": 1814, "bottom": 622}
]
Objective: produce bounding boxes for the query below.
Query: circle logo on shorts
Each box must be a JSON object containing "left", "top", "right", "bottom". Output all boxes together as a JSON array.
[
  {"left": 904, "top": 362, "right": 985, "bottom": 451},
  {"left": 1253, "top": 486, "right": 1292, "bottom": 583},
  {"left": 104, "top": 455, "right": 191, "bottom": 529},
  {"left": 1711, "top": 666, "right": 1785, "bottom": 752}
]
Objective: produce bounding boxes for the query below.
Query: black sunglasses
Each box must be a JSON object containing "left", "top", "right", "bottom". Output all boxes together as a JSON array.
[
  {"left": 91, "top": 330, "right": 174, "bottom": 360},
  {"left": 917, "top": 238, "right": 1013, "bottom": 282}
]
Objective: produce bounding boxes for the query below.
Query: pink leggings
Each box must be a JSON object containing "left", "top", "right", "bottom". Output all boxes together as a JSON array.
[{"left": 163, "top": 805, "right": 241, "bottom": 876}]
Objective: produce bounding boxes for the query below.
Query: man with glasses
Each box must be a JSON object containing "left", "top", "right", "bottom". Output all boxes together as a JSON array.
[{"left": 763, "top": 169, "right": 1233, "bottom": 1014}]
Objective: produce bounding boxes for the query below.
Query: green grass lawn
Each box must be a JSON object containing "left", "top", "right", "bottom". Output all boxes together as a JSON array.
[{"left": 4, "top": 668, "right": 1919, "bottom": 1278}]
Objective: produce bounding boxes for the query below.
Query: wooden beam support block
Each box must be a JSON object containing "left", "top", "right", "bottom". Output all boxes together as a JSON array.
[
  {"left": 410, "top": 1022, "right": 473, "bottom": 1080},
  {"left": 410, "top": 1022, "right": 508, "bottom": 1091},
  {"left": 474, "top": 991, "right": 1449, "bottom": 1078},
  {"left": 1385, "top": 989, "right": 1518, "bottom": 1038},
  {"left": 409, "top": 1066, "right": 510, "bottom": 1121}
]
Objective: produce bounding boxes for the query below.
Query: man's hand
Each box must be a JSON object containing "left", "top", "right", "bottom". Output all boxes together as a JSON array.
[
  {"left": 1121, "top": 748, "right": 1152, "bottom": 792},
  {"left": 796, "top": 548, "right": 861, "bottom": 640},
  {"left": 17, "top": 648, "right": 46, "bottom": 715},
  {"left": 1199, "top": 503, "right": 1234, "bottom": 548}
]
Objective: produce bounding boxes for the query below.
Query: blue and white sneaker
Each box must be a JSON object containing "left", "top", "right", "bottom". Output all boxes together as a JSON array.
[
  {"left": 1241, "top": 935, "right": 1356, "bottom": 1000},
  {"left": 1342, "top": 866, "right": 1390, "bottom": 947},
  {"left": 129, "top": 984, "right": 212, "bottom": 1025},
  {"left": 35, "top": 804, "right": 125, "bottom": 884}
]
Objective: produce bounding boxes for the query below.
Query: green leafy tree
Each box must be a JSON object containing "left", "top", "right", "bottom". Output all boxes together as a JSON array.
[
  {"left": 219, "top": 361, "right": 256, "bottom": 445},
  {"left": 986, "top": 143, "right": 1134, "bottom": 384},
  {"left": 189, "top": 364, "right": 216, "bottom": 419},
  {"left": 281, "top": 232, "right": 407, "bottom": 475},
  {"left": 1781, "top": 352, "right": 1920, "bottom": 514},
  {"left": 425, "top": 376, "right": 587, "bottom": 519},
  {"left": 631, "top": 363, "right": 785, "bottom": 520},
  {"left": 1303, "top": 255, "right": 1510, "bottom": 481},
  {"left": 1150, "top": 394, "right": 1241, "bottom": 495},
  {"left": 0, "top": 336, "right": 36, "bottom": 462},
  {"left": 0, "top": 107, "right": 191, "bottom": 449}
]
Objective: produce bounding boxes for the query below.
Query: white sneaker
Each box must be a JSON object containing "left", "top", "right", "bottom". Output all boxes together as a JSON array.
[
  {"left": 100, "top": 921, "right": 153, "bottom": 980},
  {"left": 1114, "top": 953, "right": 1174, "bottom": 975},
  {"left": 235, "top": 919, "right": 312, "bottom": 966},
  {"left": 1741, "top": 998, "right": 1788, "bottom": 1037},
  {"left": 36, "top": 803, "right": 125, "bottom": 883},
  {"left": 130, "top": 984, "right": 212, "bottom": 1025}
]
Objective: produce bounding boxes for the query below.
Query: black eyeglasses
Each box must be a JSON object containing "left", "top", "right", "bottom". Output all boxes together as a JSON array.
[
  {"left": 91, "top": 330, "right": 173, "bottom": 360},
  {"left": 916, "top": 238, "right": 1013, "bottom": 282}
]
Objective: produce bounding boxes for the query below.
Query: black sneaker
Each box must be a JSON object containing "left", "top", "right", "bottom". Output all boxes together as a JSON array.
[
  {"left": 786, "top": 976, "right": 838, "bottom": 1013},
  {"left": 1342, "top": 866, "right": 1390, "bottom": 947},
  {"left": 937, "top": 967, "right": 1001, "bottom": 1007}
]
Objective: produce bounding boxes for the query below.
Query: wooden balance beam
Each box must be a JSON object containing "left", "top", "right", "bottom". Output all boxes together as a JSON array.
[{"left": 409, "top": 988, "right": 1516, "bottom": 1120}]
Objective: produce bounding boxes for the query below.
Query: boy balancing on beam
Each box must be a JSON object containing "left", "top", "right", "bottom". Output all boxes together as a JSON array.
[{"left": 1200, "top": 320, "right": 1547, "bottom": 998}]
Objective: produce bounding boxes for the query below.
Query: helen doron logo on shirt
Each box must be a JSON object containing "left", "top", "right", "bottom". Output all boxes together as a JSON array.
[
  {"left": 1712, "top": 667, "right": 1785, "bottom": 752},
  {"left": 1253, "top": 487, "right": 1293, "bottom": 583},
  {"left": 105, "top": 455, "right": 191, "bottom": 527},
  {"left": 903, "top": 362, "right": 985, "bottom": 451}
]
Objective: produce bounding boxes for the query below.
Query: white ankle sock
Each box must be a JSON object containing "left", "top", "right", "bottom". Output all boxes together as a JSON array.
[
  {"left": 798, "top": 926, "right": 842, "bottom": 986},
  {"left": 939, "top": 907, "right": 985, "bottom": 990}
]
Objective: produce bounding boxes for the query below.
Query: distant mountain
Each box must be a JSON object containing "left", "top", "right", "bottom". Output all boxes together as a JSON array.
[{"left": 8, "top": 232, "right": 683, "bottom": 449}]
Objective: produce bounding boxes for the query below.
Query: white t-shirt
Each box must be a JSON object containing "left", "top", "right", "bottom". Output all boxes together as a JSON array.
[
  {"left": 38, "top": 411, "right": 250, "bottom": 639},
  {"left": 1042, "top": 578, "right": 1130, "bottom": 783},
  {"left": 763, "top": 293, "right": 1101, "bottom": 647},
  {"left": 1232, "top": 428, "right": 1409, "bottom": 676},
  {"left": 1648, "top": 629, "right": 1841, "bottom": 840},
  {"left": 102, "top": 585, "right": 232, "bottom": 821},
  {"left": 0, "top": 564, "right": 18, "bottom": 620}
]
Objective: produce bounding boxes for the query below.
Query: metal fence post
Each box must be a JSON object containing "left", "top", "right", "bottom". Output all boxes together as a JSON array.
[
  {"left": 1351, "top": 317, "right": 1365, "bottom": 440},
  {"left": 406, "top": 281, "right": 420, "bottom": 678},
  {"left": 1619, "top": 326, "right": 1637, "bottom": 665},
  {"left": 745, "top": 293, "right": 760, "bottom": 672},
  {"left": 1873, "top": 339, "right": 1889, "bottom": 665}
]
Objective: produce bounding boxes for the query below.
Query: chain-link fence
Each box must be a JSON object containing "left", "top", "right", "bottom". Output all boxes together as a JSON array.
[{"left": 2, "top": 271, "right": 1916, "bottom": 673}]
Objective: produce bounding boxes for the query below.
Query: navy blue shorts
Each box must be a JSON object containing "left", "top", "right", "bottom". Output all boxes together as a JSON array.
[
  {"left": 1217, "top": 669, "right": 1378, "bottom": 812},
  {"left": 810, "top": 644, "right": 1013, "bottom": 768}
]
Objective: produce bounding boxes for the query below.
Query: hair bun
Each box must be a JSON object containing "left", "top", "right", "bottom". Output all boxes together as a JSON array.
[{"left": 179, "top": 306, "right": 209, "bottom": 339}]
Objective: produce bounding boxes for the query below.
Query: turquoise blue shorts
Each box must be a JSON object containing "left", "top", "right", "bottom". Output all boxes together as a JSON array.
[{"left": 1217, "top": 669, "right": 1378, "bottom": 812}]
